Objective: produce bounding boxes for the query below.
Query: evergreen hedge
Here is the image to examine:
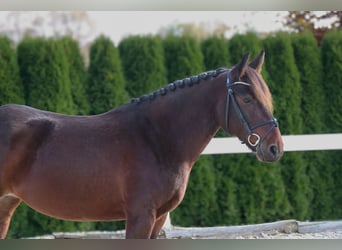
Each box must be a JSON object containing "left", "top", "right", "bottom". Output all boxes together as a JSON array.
[
  {"left": 0, "top": 30, "right": 341, "bottom": 237},
  {"left": 58, "top": 37, "right": 90, "bottom": 115}
]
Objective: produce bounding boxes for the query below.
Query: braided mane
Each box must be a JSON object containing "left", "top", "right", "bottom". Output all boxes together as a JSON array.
[{"left": 130, "top": 68, "right": 228, "bottom": 105}]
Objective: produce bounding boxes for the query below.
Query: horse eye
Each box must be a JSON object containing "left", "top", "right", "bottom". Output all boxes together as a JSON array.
[{"left": 243, "top": 97, "right": 252, "bottom": 104}]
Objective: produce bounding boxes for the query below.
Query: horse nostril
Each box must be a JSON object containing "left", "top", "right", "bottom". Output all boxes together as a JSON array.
[{"left": 269, "top": 145, "right": 278, "bottom": 157}]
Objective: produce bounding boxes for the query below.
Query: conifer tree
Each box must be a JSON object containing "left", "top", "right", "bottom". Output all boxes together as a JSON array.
[
  {"left": 228, "top": 32, "right": 263, "bottom": 63},
  {"left": 211, "top": 155, "right": 240, "bottom": 225},
  {"left": 10, "top": 37, "right": 95, "bottom": 238},
  {"left": 201, "top": 37, "right": 230, "bottom": 136},
  {"left": 162, "top": 35, "right": 219, "bottom": 226},
  {"left": 228, "top": 32, "right": 270, "bottom": 82},
  {"left": 17, "top": 37, "right": 75, "bottom": 114},
  {"left": 227, "top": 34, "right": 265, "bottom": 223},
  {"left": 321, "top": 30, "right": 342, "bottom": 133},
  {"left": 119, "top": 35, "right": 167, "bottom": 98},
  {"left": 291, "top": 30, "right": 333, "bottom": 220},
  {"left": 215, "top": 33, "right": 287, "bottom": 223},
  {"left": 321, "top": 30, "right": 342, "bottom": 218},
  {"left": 228, "top": 32, "right": 270, "bottom": 81},
  {"left": 171, "top": 156, "right": 219, "bottom": 226},
  {"left": 163, "top": 34, "right": 204, "bottom": 81},
  {"left": 0, "top": 36, "right": 24, "bottom": 105},
  {"left": 263, "top": 32, "right": 310, "bottom": 220},
  {"left": 86, "top": 35, "right": 128, "bottom": 115},
  {"left": 291, "top": 31, "right": 324, "bottom": 132},
  {"left": 58, "top": 36, "right": 89, "bottom": 115},
  {"left": 201, "top": 36, "right": 230, "bottom": 70}
]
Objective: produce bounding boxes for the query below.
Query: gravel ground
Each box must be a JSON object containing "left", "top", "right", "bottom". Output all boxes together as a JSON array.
[
  {"left": 233, "top": 231, "right": 342, "bottom": 239},
  {"left": 29, "top": 230, "right": 342, "bottom": 239},
  {"left": 28, "top": 220, "right": 342, "bottom": 239}
]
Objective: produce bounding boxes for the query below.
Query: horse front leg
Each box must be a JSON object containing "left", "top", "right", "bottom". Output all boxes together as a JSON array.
[{"left": 125, "top": 208, "right": 156, "bottom": 239}]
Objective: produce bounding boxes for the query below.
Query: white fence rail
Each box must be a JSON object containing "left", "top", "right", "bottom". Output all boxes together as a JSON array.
[{"left": 202, "top": 133, "right": 342, "bottom": 155}]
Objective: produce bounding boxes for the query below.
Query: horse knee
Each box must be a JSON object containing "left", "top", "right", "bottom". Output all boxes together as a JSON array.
[{"left": 0, "top": 195, "right": 21, "bottom": 239}]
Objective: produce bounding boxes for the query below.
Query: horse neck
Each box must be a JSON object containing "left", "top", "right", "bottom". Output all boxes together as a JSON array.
[{"left": 145, "top": 73, "right": 226, "bottom": 164}]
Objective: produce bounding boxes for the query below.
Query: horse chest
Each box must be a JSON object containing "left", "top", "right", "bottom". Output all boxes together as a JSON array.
[{"left": 156, "top": 165, "right": 191, "bottom": 211}]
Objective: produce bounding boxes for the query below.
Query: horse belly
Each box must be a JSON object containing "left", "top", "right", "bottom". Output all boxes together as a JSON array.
[{"left": 15, "top": 162, "right": 127, "bottom": 221}]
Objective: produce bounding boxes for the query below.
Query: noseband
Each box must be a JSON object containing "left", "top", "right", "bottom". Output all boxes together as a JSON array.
[{"left": 225, "top": 70, "right": 279, "bottom": 148}]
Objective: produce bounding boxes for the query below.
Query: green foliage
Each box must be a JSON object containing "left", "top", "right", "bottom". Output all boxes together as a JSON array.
[
  {"left": 263, "top": 33, "right": 303, "bottom": 133},
  {"left": 201, "top": 36, "right": 230, "bottom": 138},
  {"left": 0, "top": 36, "right": 24, "bottom": 105},
  {"left": 321, "top": 30, "right": 342, "bottom": 133},
  {"left": 171, "top": 156, "right": 219, "bottom": 226},
  {"left": 58, "top": 36, "right": 89, "bottom": 115},
  {"left": 17, "top": 37, "right": 75, "bottom": 114},
  {"left": 201, "top": 36, "right": 230, "bottom": 70},
  {"left": 212, "top": 155, "right": 240, "bottom": 225},
  {"left": 86, "top": 35, "right": 129, "bottom": 114},
  {"left": 228, "top": 32, "right": 263, "bottom": 64},
  {"left": 228, "top": 32, "right": 270, "bottom": 81},
  {"left": 119, "top": 35, "right": 167, "bottom": 97},
  {"left": 163, "top": 35, "right": 204, "bottom": 81},
  {"left": 291, "top": 31, "right": 324, "bottom": 133}
]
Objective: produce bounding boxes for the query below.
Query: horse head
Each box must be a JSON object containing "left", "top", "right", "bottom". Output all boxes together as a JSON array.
[{"left": 223, "top": 51, "right": 284, "bottom": 162}]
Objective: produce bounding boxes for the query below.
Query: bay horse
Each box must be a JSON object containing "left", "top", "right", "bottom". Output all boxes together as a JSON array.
[{"left": 0, "top": 51, "right": 283, "bottom": 239}]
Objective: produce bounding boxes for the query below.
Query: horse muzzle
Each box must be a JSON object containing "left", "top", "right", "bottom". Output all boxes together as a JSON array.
[{"left": 256, "top": 139, "right": 284, "bottom": 163}]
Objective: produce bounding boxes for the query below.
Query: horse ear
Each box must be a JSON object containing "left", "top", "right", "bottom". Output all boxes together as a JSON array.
[
  {"left": 249, "top": 50, "right": 265, "bottom": 73},
  {"left": 234, "top": 52, "right": 250, "bottom": 79}
]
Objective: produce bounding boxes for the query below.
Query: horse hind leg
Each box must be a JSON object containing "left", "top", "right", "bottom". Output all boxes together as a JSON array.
[
  {"left": 0, "top": 195, "right": 21, "bottom": 239},
  {"left": 150, "top": 213, "right": 169, "bottom": 239}
]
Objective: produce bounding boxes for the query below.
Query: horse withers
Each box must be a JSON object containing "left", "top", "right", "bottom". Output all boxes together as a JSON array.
[{"left": 0, "top": 51, "right": 283, "bottom": 239}]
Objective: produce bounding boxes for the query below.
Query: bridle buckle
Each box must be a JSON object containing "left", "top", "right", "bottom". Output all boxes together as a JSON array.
[{"left": 248, "top": 133, "right": 261, "bottom": 147}]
